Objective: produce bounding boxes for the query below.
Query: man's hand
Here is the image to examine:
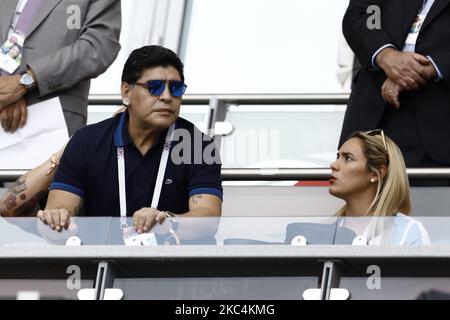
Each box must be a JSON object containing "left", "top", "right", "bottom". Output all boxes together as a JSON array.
[
  {"left": 382, "top": 78, "right": 402, "bottom": 109},
  {"left": 37, "top": 209, "right": 71, "bottom": 232},
  {"left": 133, "top": 208, "right": 167, "bottom": 234},
  {"left": 376, "top": 48, "right": 431, "bottom": 91},
  {"left": 0, "top": 97, "right": 27, "bottom": 133},
  {"left": 422, "top": 62, "right": 438, "bottom": 81},
  {"left": 0, "top": 75, "right": 26, "bottom": 110}
]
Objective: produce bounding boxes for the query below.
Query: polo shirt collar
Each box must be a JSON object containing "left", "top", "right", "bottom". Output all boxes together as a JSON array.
[
  {"left": 114, "top": 112, "right": 131, "bottom": 147},
  {"left": 114, "top": 111, "right": 176, "bottom": 148}
]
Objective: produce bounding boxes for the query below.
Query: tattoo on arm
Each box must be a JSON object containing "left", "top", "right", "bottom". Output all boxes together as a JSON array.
[
  {"left": 191, "top": 195, "right": 203, "bottom": 205},
  {"left": 1, "top": 174, "right": 31, "bottom": 216},
  {"left": 3, "top": 193, "right": 17, "bottom": 210},
  {"left": 11, "top": 175, "right": 27, "bottom": 195},
  {"left": 15, "top": 191, "right": 47, "bottom": 217}
]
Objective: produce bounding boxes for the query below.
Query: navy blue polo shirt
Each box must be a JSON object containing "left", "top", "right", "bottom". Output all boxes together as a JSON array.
[{"left": 50, "top": 112, "right": 223, "bottom": 216}]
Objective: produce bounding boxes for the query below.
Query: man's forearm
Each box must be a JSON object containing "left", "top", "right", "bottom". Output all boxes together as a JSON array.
[
  {"left": 172, "top": 209, "right": 220, "bottom": 241},
  {"left": 181, "top": 206, "right": 221, "bottom": 218},
  {"left": 44, "top": 190, "right": 83, "bottom": 217}
]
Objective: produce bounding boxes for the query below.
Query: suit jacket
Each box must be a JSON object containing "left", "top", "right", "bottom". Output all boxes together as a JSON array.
[
  {"left": 0, "top": 0, "right": 121, "bottom": 119},
  {"left": 339, "top": 0, "right": 450, "bottom": 163}
]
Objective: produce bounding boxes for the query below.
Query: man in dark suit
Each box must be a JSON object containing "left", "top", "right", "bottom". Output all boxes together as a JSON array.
[{"left": 339, "top": 0, "right": 450, "bottom": 170}]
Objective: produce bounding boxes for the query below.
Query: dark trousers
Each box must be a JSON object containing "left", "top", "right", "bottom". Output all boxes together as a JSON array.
[{"left": 378, "top": 95, "right": 450, "bottom": 186}]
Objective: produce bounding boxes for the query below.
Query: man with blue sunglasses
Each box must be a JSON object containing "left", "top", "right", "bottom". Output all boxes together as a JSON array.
[{"left": 38, "top": 46, "right": 223, "bottom": 243}]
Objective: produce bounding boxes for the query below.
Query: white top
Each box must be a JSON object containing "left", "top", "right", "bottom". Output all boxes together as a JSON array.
[
  {"left": 372, "top": 213, "right": 430, "bottom": 245},
  {"left": 341, "top": 213, "right": 431, "bottom": 246}
]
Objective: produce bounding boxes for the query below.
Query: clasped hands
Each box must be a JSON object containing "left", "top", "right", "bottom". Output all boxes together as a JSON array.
[
  {"left": 0, "top": 75, "right": 28, "bottom": 133},
  {"left": 377, "top": 48, "right": 437, "bottom": 109}
]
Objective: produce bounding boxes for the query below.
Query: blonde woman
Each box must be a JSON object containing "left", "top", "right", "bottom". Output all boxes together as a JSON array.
[{"left": 329, "top": 130, "right": 430, "bottom": 245}]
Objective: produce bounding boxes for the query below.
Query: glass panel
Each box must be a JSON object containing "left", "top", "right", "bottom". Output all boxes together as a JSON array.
[
  {"left": 221, "top": 105, "right": 345, "bottom": 168},
  {"left": 0, "top": 217, "right": 112, "bottom": 246},
  {"left": 109, "top": 217, "right": 220, "bottom": 245},
  {"left": 217, "top": 216, "right": 340, "bottom": 245},
  {"left": 2, "top": 217, "right": 449, "bottom": 247}
]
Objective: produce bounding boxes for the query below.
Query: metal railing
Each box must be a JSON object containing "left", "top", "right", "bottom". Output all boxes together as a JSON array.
[
  {"left": 2, "top": 168, "right": 450, "bottom": 183},
  {"left": 89, "top": 93, "right": 350, "bottom": 139},
  {"left": 2, "top": 94, "right": 450, "bottom": 182},
  {"left": 88, "top": 93, "right": 350, "bottom": 106}
]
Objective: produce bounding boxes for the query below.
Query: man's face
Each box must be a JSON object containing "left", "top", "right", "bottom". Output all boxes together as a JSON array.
[{"left": 122, "top": 66, "right": 183, "bottom": 130}]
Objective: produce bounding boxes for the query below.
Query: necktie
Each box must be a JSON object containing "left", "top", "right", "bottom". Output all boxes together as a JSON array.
[
  {"left": 15, "top": 0, "right": 44, "bottom": 35},
  {"left": 1, "top": 0, "right": 43, "bottom": 76}
]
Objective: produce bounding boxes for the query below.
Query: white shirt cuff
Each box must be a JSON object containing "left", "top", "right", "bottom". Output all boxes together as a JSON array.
[
  {"left": 371, "top": 44, "right": 397, "bottom": 69},
  {"left": 427, "top": 56, "right": 444, "bottom": 81}
]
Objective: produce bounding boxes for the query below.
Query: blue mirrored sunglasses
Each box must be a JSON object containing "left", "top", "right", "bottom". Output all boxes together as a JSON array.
[{"left": 134, "top": 80, "right": 187, "bottom": 97}]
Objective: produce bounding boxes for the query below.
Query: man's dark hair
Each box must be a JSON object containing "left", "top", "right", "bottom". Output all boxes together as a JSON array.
[{"left": 122, "top": 45, "right": 184, "bottom": 84}]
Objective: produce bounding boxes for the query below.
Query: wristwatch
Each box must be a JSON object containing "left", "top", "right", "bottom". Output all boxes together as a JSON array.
[{"left": 19, "top": 73, "right": 35, "bottom": 90}]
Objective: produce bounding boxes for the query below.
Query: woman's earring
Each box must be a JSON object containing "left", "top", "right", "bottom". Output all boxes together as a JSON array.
[
  {"left": 122, "top": 99, "right": 129, "bottom": 107},
  {"left": 371, "top": 178, "right": 376, "bottom": 183}
]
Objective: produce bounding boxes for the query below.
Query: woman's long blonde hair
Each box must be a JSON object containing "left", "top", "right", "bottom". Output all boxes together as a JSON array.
[{"left": 336, "top": 131, "right": 411, "bottom": 218}]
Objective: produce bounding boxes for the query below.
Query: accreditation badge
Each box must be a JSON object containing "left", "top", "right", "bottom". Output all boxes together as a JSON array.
[
  {"left": 0, "top": 32, "right": 25, "bottom": 74},
  {"left": 122, "top": 227, "right": 158, "bottom": 246},
  {"left": 405, "top": 14, "right": 426, "bottom": 46}
]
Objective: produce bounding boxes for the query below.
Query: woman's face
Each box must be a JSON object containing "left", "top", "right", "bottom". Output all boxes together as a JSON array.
[{"left": 329, "top": 138, "right": 375, "bottom": 200}]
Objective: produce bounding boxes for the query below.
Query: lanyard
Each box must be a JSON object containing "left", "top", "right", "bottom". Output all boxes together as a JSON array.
[
  {"left": 117, "top": 124, "right": 175, "bottom": 230},
  {"left": 419, "top": 0, "right": 432, "bottom": 14}
]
